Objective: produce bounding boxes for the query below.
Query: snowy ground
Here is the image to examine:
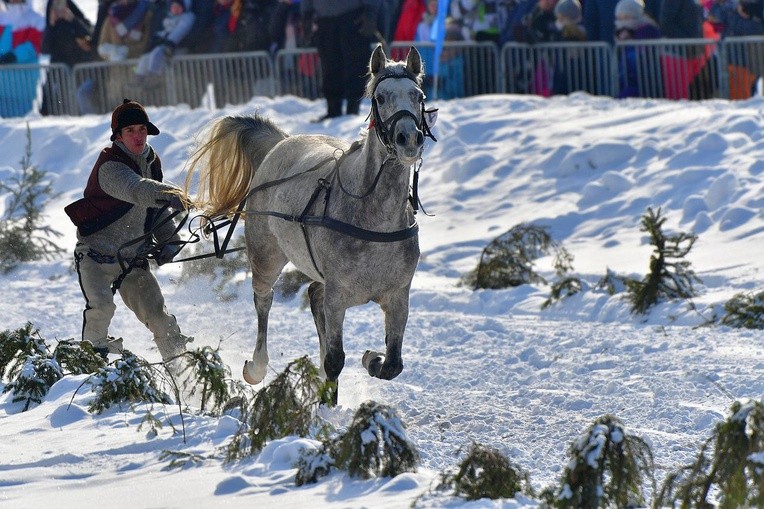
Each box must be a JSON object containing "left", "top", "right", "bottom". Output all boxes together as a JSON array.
[{"left": 1, "top": 89, "right": 764, "bottom": 508}]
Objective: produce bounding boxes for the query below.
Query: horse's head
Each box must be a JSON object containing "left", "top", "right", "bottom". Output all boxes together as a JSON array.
[{"left": 367, "top": 46, "right": 435, "bottom": 166}]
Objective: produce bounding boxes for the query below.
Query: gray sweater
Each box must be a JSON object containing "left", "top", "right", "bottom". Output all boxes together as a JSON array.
[{"left": 77, "top": 141, "right": 181, "bottom": 260}]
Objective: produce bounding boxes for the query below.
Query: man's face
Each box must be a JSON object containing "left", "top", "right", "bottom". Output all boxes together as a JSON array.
[{"left": 116, "top": 124, "right": 148, "bottom": 155}]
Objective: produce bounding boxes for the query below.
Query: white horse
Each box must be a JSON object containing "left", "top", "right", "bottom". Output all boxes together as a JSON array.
[{"left": 186, "top": 46, "right": 436, "bottom": 399}]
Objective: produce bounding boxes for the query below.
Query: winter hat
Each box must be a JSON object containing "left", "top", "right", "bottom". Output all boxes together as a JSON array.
[
  {"left": 554, "top": 0, "right": 582, "bottom": 22},
  {"left": 615, "top": 0, "right": 645, "bottom": 19},
  {"left": 110, "top": 99, "right": 159, "bottom": 141}
]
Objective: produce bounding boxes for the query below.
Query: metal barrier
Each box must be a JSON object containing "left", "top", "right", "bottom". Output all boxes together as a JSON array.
[
  {"left": 171, "top": 51, "right": 274, "bottom": 108},
  {"left": 717, "top": 36, "right": 764, "bottom": 101},
  {"left": 0, "top": 63, "right": 48, "bottom": 118},
  {"left": 3, "top": 37, "right": 764, "bottom": 118},
  {"left": 500, "top": 41, "right": 616, "bottom": 96},
  {"left": 73, "top": 59, "right": 151, "bottom": 115},
  {"left": 614, "top": 38, "right": 720, "bottom": 100},
  {"left": 390, "top": 41, "right": 500, "bottom": 98},
  {"left": 274, "top": 48, "right": 323, "bottom": 99}
]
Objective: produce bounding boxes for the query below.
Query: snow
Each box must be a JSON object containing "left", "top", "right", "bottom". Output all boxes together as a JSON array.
[{"left": 2, "top": 44, "right": 764, "bottom": 507}]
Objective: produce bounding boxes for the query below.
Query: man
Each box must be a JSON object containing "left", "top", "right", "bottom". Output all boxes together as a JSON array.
[
  {"left": 302, "top": 0, "right": 379, "bottom": 120},
  {"left": 65, "top": 99, "right": 192, "bottom": 362}
]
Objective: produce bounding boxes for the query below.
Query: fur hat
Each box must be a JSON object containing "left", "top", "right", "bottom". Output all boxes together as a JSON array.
[
  {"left": 554, "top": 0, "right": 582, "bottom": 22},
  {"left": 110, "top": 99, "right": 159, "bottom": 141},
  {"left": 615, "top": 0, "right": 645, "bottom": 19}
]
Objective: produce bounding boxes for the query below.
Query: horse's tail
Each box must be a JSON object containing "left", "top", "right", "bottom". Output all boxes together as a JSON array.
[{"left": 185, "top": 115, "right": 288, "bottom": 218}]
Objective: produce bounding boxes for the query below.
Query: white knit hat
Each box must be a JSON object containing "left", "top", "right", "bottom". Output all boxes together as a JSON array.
[
  {"left": 554, "top": 0, "right": 582, "bottom": 22},
  {"left": 615, "top": 0, "right": 645, "bottom": 18}
]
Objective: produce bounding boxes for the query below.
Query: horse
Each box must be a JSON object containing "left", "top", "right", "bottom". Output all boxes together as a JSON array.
[{"left": 185, "top": 46, "right": 436, "bottom": 399}]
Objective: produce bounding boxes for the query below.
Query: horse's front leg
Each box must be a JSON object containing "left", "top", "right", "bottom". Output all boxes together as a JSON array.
[
  {"left": 243, "top": 289, "right": 273, "bottom": 384},
  {"left": 308, "top": 281, "right": 328, "bottom": 379},
  {"left": 363, "top": 287, "right": 409, "bottom": 380},
  {"left": 321, "top": 288, "right": 347, "bottom": 383}
]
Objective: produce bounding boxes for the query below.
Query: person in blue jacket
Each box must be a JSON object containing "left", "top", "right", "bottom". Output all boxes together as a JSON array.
[{"left": 0, "top": 0, "right": 45, "bottom": 117}]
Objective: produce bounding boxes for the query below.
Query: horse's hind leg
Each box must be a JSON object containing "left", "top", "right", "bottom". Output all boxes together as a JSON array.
[
  {"left": 242, "top": 227, "right": 287, "bottom": 385},
  {"left": 363, "top": 286, "right": 409, "bottom": 380},
  {"left": 243, "top": 288, "right": 273, "bottom": 384}
]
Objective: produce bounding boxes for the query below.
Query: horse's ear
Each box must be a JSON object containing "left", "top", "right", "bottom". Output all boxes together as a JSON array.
[
  {"left": 406, "top": 46, "right": 423, "bottom": 77},
  {"left": 370, "top": 44, "right": 387, "bottom": 75}
]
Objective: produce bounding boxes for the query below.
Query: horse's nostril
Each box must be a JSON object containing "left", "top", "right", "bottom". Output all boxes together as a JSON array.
[
  {"left": 396, "top": 132, "right": 407, "bottom": 146},
  {"left": 416, "top": 132, "right": 424, "bottom": 146}
]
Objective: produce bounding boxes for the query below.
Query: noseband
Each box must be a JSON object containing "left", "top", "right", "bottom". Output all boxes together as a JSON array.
[{"left": 369, "top": 71, "right": 437, "bottom": 152}]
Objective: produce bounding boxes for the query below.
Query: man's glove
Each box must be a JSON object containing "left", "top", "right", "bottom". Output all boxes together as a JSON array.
[
  {"left": 355, "top": 8, "right": 378, "bottom": 39},
  {"left": 155, "top": 243, "right": 183, "bottom": 266},
  {"left": 0, "top": 52, "right": 17, "bottom": 64},
  {"left": 166, "top": 194, "right": 186, "bottom": 210}
]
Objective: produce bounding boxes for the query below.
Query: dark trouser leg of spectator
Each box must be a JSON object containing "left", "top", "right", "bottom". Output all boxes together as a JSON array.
[
  {"left": 316, "top": 9, "right": 373, "bottom": 117},
  {"left": 338, "top": 8, "right": 373, "bottom": 115},
  {"left": 316, "top": 15, "right": 346, "bottom": 119}
]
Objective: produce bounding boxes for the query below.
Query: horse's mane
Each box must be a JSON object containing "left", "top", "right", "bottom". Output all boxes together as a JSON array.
[{"left": 365, "top": 59, "right": 424, "bottom": 98}]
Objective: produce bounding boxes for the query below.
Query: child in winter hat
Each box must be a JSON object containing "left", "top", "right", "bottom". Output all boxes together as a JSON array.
[
  {"left": 553, "top": 0, "right": 586, "bottom": 41},
  {"left": 615, "top": 0, "right": 648, "bottom": 28},
  {"left": 554, "top": 0, "right": 582, "bottom": 24}
]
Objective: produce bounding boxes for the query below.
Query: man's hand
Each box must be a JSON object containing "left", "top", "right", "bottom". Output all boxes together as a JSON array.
[
  {"left": 155, "top": 244, "right": 183, "bottom": 266},
  {"left": 166, "top": 194, "right": 187, "bottom": 210}
]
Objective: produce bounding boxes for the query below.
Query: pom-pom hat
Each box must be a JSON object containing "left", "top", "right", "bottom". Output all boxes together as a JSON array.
[{"left": 110, "top": 98, "right": 160, "bottom": 141}]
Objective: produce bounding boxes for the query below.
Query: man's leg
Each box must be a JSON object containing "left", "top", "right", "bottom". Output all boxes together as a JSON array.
[
  {"left": 118, "top": 265, "right": 189, "bottom": 362},
  {"left": 75, "top": 244, "right": 120, "bottom": 356}
]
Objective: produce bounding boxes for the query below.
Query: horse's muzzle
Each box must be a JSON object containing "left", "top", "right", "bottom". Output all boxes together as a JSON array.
[{"left": 395, "top": 124, "right": 425, "bottom": 164}]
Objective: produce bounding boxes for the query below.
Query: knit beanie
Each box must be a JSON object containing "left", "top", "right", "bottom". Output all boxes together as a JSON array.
[
  {"left": 110, "top": 99, "right": 159, "bottom": 141},
  {"left": 615, "top": 0, "right": 645, "bottom": 19},
  {"left": 554, "top": 0, "right": 582, "bottom": 22}
]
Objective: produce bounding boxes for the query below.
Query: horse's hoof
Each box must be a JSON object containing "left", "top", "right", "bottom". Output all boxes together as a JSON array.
[
  {"left": 242, "top": 360, "right": 264, "bottom": 385},
  {"left": 362, "top": 350, "right": 385, "bottom": 378}
]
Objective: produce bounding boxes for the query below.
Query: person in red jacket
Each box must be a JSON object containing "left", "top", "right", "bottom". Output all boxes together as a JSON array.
[{"left": 65, "top": 99, "right": 192, "bottom": 362}]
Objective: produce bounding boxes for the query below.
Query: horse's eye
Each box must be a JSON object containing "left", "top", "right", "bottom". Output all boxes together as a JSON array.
[{"left": 376, "top": 94, "right": 386, "bottom": 106}]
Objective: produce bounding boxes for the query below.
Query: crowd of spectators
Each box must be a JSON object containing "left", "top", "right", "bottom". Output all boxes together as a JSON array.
[{"left": 1, "top": 0, "right": 764, "bottom": 117}]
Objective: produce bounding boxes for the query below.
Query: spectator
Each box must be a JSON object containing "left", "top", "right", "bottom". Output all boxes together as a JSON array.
[
  {"left": 393, "top": 0, "right": 426, "bottom": 41},
  {"left": 552, "top": 0, "right": 585, "bottom": 41},
  {"left": 658, "top": 0, "right": 710, "bottom": 99},
  {"left": 97, "top": 0, "right": 153, "bottom": 61},
  {"left": 526, "top": 0, "right": 587, "bottom": 95},
  {"left": 450, "top": 0, "right": 505, "bottom": 43},
  {"left": 133, "top": 0, "right": 195, "bottom": 86},
  {"left": 270, "top": 0, "right": 302, "bottom": 52},
  {"left": 614, "top": 0, "right": 661, "bottom": 97},
  {"left": 415, "top": 0, "right": 466, "bottom": 98},
  {"left": 41, "top": 0, "right": 101, "bottom": 114},
  {"left": 301, "top": 0, "right": 378, "bottom": 120},
  {"left": 203, "top": 0, "right": 237, "bottom": 53},
  {"left": 714, "top": 0, "right": 764, "bottom": 98},
  {"left": 659, "top": 0, "right": 702, "bottom": 38},
  {"left": 228, "top": 0, "right": 278, "bottom": 52},
  {"left": 583, "top": 0, "right": 619, "bottom": 43},
  {"left": 515, "top": 0, "right": 557, "bottom": 43},
  {"left": 714, "top": 0, "right": 764, "bottom": 36},
  {"left": 0, "top": 0, "right": 45, "bottom": 117},
  {"left": 379, "top": 0, "right": 403, "bottom": 42}
]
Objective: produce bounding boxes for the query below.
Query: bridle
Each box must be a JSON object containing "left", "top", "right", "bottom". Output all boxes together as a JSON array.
[{"left": 368, "top": 70, "right": 438, "bottom": 153}]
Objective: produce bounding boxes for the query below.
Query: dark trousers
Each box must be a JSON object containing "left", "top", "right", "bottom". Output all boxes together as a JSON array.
[{"left": 315, "top": 9, "right": 373, "bottom": 116}]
